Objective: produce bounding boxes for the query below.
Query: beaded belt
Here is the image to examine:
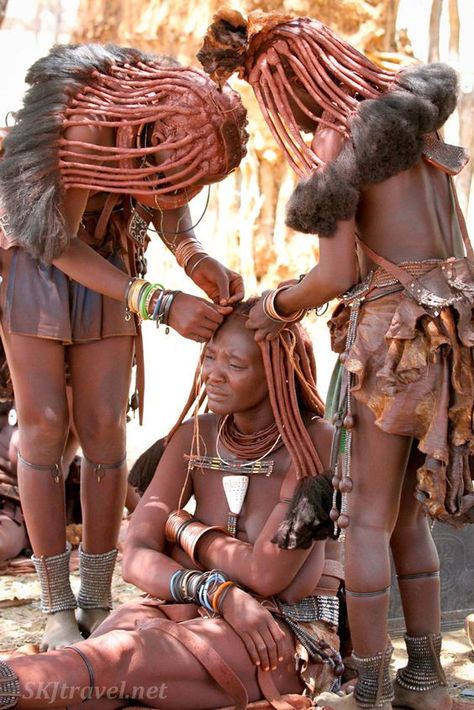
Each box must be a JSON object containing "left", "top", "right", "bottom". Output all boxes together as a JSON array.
[
  {"left": 343, "top": 259, "right": 443, "bottom": 306},
  {"left": 277, "top": 594, "right": 339, "bottom": 628}
]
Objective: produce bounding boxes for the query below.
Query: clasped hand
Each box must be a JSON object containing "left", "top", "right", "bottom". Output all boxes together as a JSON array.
[{"left": 220, "top": 586, "right": 286, "bottom": 672}]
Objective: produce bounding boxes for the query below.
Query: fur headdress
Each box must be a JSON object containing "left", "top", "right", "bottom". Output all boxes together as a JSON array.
[{"left": 286, "top": 63, "right": 460, "bottom": 235}]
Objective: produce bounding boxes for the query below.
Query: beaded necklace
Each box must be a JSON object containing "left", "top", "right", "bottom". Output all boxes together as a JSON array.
[{"left": 186, "top": 415, "right": 284, "bottom": 536}]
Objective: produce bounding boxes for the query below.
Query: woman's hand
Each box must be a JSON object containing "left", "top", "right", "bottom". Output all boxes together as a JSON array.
[
  {"left": 187, "top": 256, "right": 244, "bottom": 306},
  {"left": 167, "top": 292, "right": 232, "bottom": 342},
  {"left": 220, "top": 586, "right": 286, "bottom": 671},
  {"left": 246, "top": 295, "right": 285, "bottom": 343}
]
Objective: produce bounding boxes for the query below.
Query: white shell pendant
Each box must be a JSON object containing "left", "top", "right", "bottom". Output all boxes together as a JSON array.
[{"left": 223, "top": 475, "right": 249, "bottom": 537}]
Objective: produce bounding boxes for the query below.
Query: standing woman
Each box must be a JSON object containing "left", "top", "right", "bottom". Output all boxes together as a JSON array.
[
  {"left": 198, "top": 11, "right": 474, "bottom": 710},
  {"left": 0, "top": 44, "right": 248, "bottom": 650}
]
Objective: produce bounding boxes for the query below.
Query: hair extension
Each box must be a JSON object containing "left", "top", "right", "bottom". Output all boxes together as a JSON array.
[
  {"left": 0, "top": 43, "right": 248, "bottom": 262},
  {"left": 199, "top": 11, "right": 460, "bottom": 236},
  {"left": 199, "top": 11, "right": 393, "bottom": 177}
]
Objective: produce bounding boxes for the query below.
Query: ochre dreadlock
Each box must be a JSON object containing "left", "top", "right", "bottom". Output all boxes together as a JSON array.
[
  {"left": 198, "top": 9, "right": 394, "bottom": 177},
  {"left": 0, "top": 44, "right": 248, "bottom": 261},
  {"left": 198, "top": 10, "right": 460, "bottom": 237}
]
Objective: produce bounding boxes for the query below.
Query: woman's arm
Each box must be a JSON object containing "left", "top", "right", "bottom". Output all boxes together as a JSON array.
[
  {"left": 51, "top": 122, "right": 132, "bottom": 301},
  {"left": 247, "top": 127, "right": 358, "bottom": 341},
  {"left": 121, "top": 422, "right": 195, "bottom": 599},
  {"left": 151, "top": 207, "right": 244, "bottom": 306},
  {"left": 196, "top": 418, "right": 335, "bottom": 597}
]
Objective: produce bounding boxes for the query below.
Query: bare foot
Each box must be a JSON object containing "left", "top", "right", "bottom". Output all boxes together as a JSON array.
[
  {"left": 393, "top": 681, "right": 452, "bottom": 709},
  {"left": 315, "top": 691, "right": 392, "bottom": 708},
  {"left": 76, "top": 607, "right": 111, "bottom": 637},
  {"left": 40, "top": 610, "right": 83, "bottom": 651}
]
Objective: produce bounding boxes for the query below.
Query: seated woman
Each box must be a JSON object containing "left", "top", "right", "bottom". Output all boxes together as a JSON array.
[{"left": 0, "top": 301, "right": 343, "bottom": 710}]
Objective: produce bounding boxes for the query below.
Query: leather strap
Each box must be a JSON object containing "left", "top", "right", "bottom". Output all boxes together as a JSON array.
[
  {"left": 356, "top": 237, "right": 429, "bottom": 294},
  {"left": 138, "top": 617, "right": 248, "bottom": 709},
  {"left": 257, "top": 668, "right": 303, "bottom": 710},
  {"left": 448, "top": 175, "right": 474, "bottom": 259},
  {"left": 125, "top": 232, "right": 145, "bottom": 425},
  {"left": 94, "top": 193, "right": 121, "bottom": 242}
]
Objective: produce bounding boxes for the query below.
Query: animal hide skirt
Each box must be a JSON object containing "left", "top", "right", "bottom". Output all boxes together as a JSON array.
[{"left": 328, "top": 267, "right": 474, "bottom": 527}]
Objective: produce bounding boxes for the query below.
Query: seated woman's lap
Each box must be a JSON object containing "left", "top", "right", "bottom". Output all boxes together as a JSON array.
[{"left": 89, "top": 598, "right": 302, "bottom": 708}]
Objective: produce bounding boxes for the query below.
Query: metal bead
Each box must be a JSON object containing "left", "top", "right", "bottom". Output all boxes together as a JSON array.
[
  {"left": 339, "top": 477, "right": 353, "bottom": 493},
  {"left": 343, "top": 413, "right": 355, "bottom": 430},
  {"left": 331, "top": 475, "right": 340, "bottom": 490},
  {"left": 337, "top": 513, "right": 350, "bottom": 528},
  {"left": 330, "top": 507, "right": 340, "bottom": 522}
]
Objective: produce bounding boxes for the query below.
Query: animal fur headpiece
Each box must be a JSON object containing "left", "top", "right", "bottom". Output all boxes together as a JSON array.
[
  {"left": 0, "top": 44, "right": 248, "bottom": 262},
  {"left": 198, "top": 10, "right": 462, "bottom": 236}
]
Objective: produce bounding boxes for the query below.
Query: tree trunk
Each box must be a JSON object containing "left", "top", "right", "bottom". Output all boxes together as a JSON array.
[
  {"left": 0, "top": 0, "right": 8, "bottom": 29},
  {"left": 428, "top": 0, "right": 443, "bottom": 62}
]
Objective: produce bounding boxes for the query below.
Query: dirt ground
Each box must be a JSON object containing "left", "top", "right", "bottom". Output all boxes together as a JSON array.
[{"left": 1, "top": 549, "right": 473, "bottom": 708}]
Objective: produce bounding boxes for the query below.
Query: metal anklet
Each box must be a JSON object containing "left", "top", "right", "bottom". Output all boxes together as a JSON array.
[
  {"left": 396, "top": 633, "right": 447, "bottom": 692},
  {"left": 353, "top": 644, "right": 394, "bottom": 708},
  {"left": 346, "top": 584, "right": 391, "bottom": 598},
  {"left": 64, "top": 647, "right": 95, "bottom": 701},
  {"left": 0, "top": 661, "right": 20, "bottom": 709},
  {"left": 77, "top": 545, "right": 118, "bottom": 610},
  {"left": 82, "top": 454, "right": 127, "bottom": 483},
  {"left": 31, "top": 543, "right": 77, "bottom": 613},
  {"left": 397, "top": 571, "right": 440, "bottom": 581},
  {"left": 17, "top": 451, "right": 62, "bottom": 483}
]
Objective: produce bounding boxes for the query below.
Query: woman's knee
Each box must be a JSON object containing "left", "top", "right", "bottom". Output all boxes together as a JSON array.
[
  {"left": 18, "top": 406, "right": 69, "bottom": 457},
  {"left": 75, "top": 403, "right": 126, "bottom": 453}
]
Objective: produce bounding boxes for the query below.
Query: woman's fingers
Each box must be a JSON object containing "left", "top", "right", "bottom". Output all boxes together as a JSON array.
[
  {"left": 251, "top": 631, "right": 272, "bottom": 671},
  {"left": 258, "top": 627, "right": 278, "bottom": 671},
  {"left": 268, "top": 620, "right": 286, "bottom": 665},
  {"left": 241, "top": 632, "right": 262, "bottom": 668}
]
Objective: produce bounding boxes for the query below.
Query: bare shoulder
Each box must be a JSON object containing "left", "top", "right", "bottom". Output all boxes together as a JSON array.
[
  {"left": 311, "top": 125, "right": 347, "bottom": 164},
  {"left": 63, "top": 119, "right": 115, "bottom": 150},
  {"left": 305, "top": 414, "right": 334, "bottom": 469},
  {"left": 167, "top": 412, "right": 217, "bottom": 450}
]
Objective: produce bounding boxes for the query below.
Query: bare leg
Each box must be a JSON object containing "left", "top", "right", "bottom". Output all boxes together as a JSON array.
[
  {"left": 390, "top": 448, "right": 451, "bottom": 709},
  {"left": 0, "top": 331, "right": 81, "bottom": 650},
  {"left": 317, "top": 401, "right": 412, "bottom": 708},
  {"left": 0, "top": 508, "right": 28, "bottom": 562},
  {"left": 6, "top": 611, "right": 300, "bottom": 710},
  {"left": 69, "top": 336, "right": 133, "bottom": 636}
]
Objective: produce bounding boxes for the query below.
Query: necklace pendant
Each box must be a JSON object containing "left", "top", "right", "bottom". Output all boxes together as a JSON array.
[{"left": 223, "top": 475, "right": 249, "bottom": 537}]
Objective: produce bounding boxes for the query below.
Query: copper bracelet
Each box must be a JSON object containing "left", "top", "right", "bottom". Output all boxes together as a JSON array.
[
  {"left": 165, "top": 509, "right": 193, "bottom": 544},
  {"left": 262, "top": 286, "right": 307, "bottom": 324},
  {"left": 179, "top": 521, "right": 228, "bottom": 567}
]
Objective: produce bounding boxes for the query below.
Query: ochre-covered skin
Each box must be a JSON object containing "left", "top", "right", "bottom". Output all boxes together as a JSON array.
[
  {"left": 0, "top": 43, "right": 248, "bottom": 652},
  {"left": 199, "top": 10, "right": 471, "bottom": 709},
  {"left": 1, "top": 311, "right": 343, "bottom": 709}
]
